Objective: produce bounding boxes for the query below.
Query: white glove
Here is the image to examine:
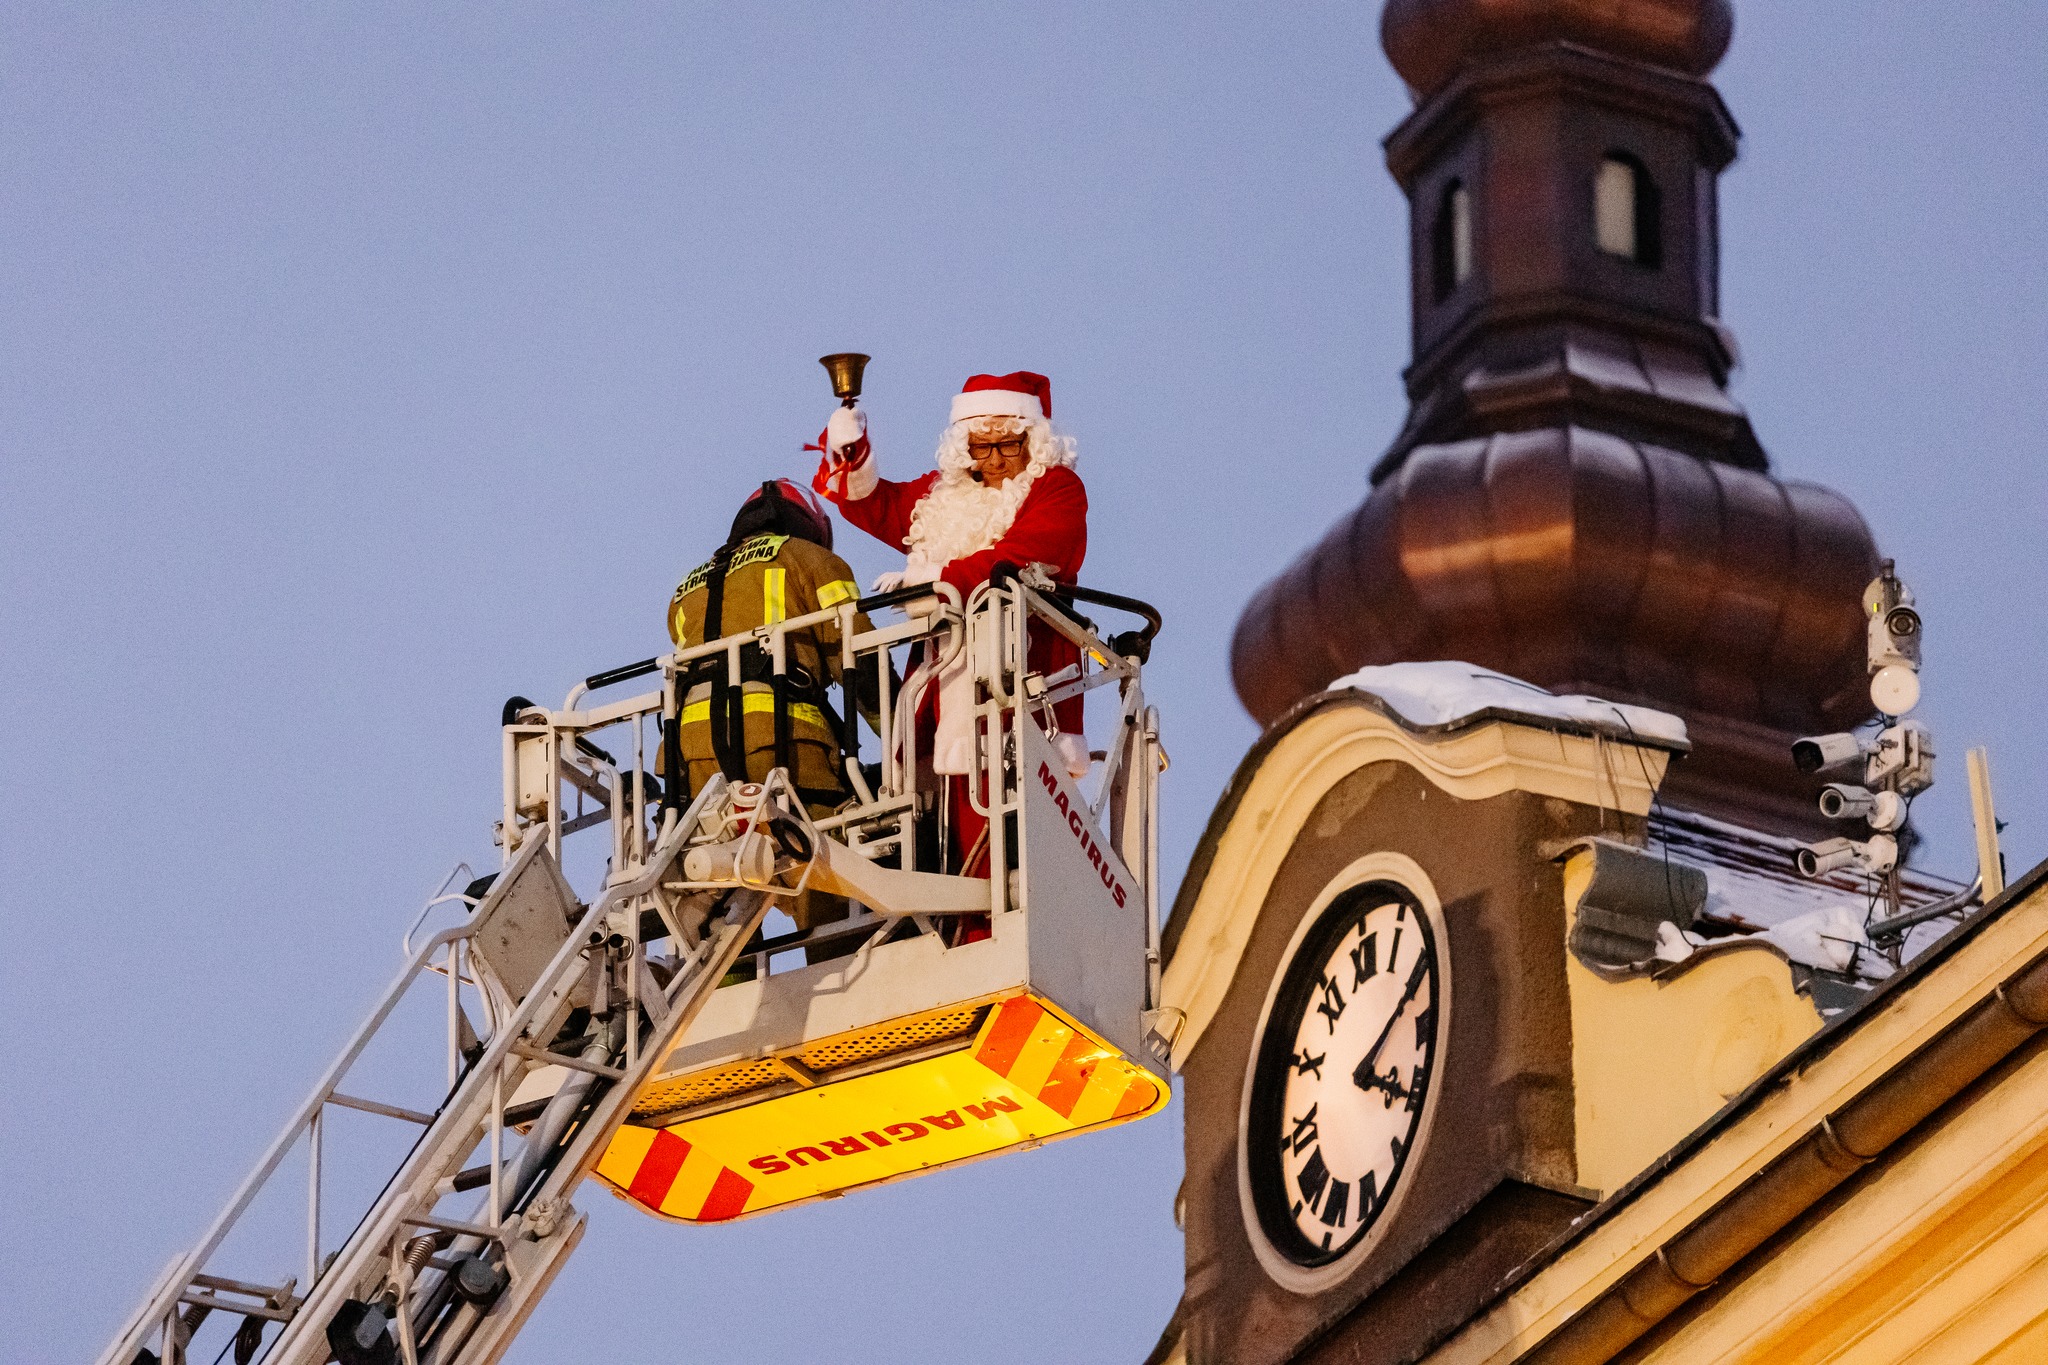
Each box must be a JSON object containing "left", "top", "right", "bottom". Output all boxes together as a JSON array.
[
  {"left": 826, "top": 405, "right": 867, "bottom": 456},
  {"left": 1054, "top": 731, "right": 1092, "bottom": 778},
  {"left": 870, "top": 563, "right": 941, "bottom": 615}
]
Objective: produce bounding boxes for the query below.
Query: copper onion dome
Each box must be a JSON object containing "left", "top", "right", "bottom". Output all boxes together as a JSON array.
[
  {"left": 1382, "top": 0, "right": 1734, "bottom": 97},
  {"left": 1231, "top": 0, "right": 1881, "bottom": 834},
  {"left": 1232, "top": 429, "right": 1877, "bottom": 829}
]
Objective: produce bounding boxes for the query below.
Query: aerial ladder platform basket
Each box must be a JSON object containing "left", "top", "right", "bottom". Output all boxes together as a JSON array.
[
  {"left": 99, "top": 571, "right": 1170, "bottom": 1365},
  {"left": 567, "top": 572, "right": 1173, "bottom": 1221}
]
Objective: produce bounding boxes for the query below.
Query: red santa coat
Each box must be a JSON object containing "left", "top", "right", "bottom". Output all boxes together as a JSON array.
[
  {"left": 823, "top": 463, "right": 1090, "bottom": 744},
  {"left": 833, "top": 465, "right": 1086, "bottom": 593},
  {"left": 826, "top": 460, "right": 1089, "bottom": 879}
]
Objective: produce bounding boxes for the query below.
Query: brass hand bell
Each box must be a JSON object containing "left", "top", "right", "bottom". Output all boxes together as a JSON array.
[{"left": 818, "top": 353, "right": 870, "bottom": 407}]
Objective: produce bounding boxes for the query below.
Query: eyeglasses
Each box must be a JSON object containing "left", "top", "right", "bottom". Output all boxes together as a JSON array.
[{"left": 968, "top": 439, "right": 1028, "bottom": 461}]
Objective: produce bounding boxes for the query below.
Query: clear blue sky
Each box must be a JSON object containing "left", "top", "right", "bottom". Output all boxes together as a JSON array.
[{"left": 4, "top": 4, "right": 2045, "bottom": 1362}]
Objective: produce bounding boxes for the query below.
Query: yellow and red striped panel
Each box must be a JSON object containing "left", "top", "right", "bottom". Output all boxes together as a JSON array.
[
  {"left": 593, "top": 994, "right": 1166, "bottom": 1224},
  {"left": 601, "top": 1127, "right": 756, "bottom": 1222},
  {"left": 972, "top": 996, "right": 1160, "bottom": 1126}
]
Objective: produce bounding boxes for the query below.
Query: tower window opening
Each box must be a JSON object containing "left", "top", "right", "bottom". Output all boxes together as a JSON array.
[
  {"left": 1595, "top": 154, "right": 1662, "bottom": 268},
  {"left": 1431, "top": 180, "right": 1472, "bottom": 302}
]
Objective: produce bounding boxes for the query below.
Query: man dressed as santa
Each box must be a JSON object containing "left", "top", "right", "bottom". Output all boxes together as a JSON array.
[{"left": 812, "top": 370, "right": 1090, "bottom": 877}]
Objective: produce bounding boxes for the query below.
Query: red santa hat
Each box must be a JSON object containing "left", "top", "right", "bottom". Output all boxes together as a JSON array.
[{"left": 949, "top": 371, "right": 1052, "bottom": 425}]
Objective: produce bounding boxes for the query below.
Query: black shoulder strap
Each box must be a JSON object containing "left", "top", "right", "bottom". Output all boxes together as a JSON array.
[
  {"left": 660, "top": 703, "right": 687, "bottom": 813},
  {"left": 703, "top": 542, "right": 747, "bottom": 783},
  {"left": 768, "top": 524, "right": 793, "bottom": 779}
]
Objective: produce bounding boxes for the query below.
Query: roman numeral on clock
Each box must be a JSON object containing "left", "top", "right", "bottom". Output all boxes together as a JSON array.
[
  {"left": 1314, "top": 974, "right": 1345, "bottom": 1030},
  {"left": 1287, "top": 1104, "right": 1319, "bottom": 1156},
  {"left": 1296, "top": 1147, "right": 1329, "bottom": 1212},
  {"left": 1351, "top": 932, "right": 1377, "bottom": 987},
  {"left": 1320, "top": 1178, "right": 1350, "bottom": 1229}
]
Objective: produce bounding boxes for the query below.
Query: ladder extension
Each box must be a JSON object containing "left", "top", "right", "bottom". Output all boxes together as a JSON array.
[{"left": 100, "top": 781, "right": 765, "bottom": 1365}]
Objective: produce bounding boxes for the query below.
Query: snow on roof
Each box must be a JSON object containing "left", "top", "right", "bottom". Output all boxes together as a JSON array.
[
  {"left": 1650, "top": 808, "right": 1969, "bottom": 976},
  {"left": 1328, "top": 661, "right": 1691, "bottom": 749},
  {"left": 1755, "top": 905, "right": 1873, "bottom": 975},
  {"left": 1321, "top": 666, "right": 1975, "bottom": 977}
]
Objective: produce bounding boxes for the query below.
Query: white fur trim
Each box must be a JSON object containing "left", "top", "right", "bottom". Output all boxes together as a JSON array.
[
  {"left": 903, "top": 415, "right": 1078, "bottom": 771},
  {"left": 842, "top": 455, "right": 877, "bottom": 500},
  {"left": 933, "top": 646, "right": 977, "bottom": 774},
  {"left": 904, "top": 464, "right": 1044, "bottom": 575},
  {"left": 911, "top": 464, "right": 1040, "bottom": 774},
  {"left": 899, "top": 561, "right": 942, "bottom": 615},
  {"left": 950, "top": 390, "right": 1043, "bottom": 424},
  {"left": 905, "top": 417, "right": 1076, "bottom": 572}
]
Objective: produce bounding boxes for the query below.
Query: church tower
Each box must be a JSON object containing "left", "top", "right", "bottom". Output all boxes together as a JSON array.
[
  {"left": 1151, "top": 7, "right": 1943, "bottom": 1364},
  {"left": 1230, "top": 0, "right": 1879, "bottom": 836}
]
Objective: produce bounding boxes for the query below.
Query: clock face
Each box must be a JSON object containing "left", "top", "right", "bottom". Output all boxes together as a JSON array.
[{"left": 1246, "top": 883, "right": 1441, "bottom": 1267}]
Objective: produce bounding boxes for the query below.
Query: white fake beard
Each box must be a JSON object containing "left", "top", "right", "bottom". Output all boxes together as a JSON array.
[{"left": 903, "top": 463, "right": 1048, "bottom": 576}]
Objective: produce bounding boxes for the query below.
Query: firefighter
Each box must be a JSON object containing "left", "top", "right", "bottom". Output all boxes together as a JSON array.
[{"left": 665, "top": 478, "right": 875, "bottom": 944}]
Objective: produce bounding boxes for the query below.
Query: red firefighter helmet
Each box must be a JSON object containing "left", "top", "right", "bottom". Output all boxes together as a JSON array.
[{"left": 731, "top": 478, "right": 834, "bottom": 550}]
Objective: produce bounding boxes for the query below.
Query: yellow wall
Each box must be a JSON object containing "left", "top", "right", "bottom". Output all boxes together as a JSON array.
[
  {"left": 1639, "top": 1037, "right": 2048, "bottom": 1364},
  {"left": 1568, "top": 948, "right": 1822, "bottom": 1196}
]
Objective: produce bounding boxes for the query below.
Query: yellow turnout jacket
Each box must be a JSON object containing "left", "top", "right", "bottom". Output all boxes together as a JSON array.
[{"left": 666, "top": 533, "right": 871, "bottom": 800}]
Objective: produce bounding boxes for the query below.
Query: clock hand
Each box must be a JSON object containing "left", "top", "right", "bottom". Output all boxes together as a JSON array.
[
  {"left": 1356, "top": 1068, "right": 1413, "bottom": 1103},
  {"left": 1352, "top": 954, "right": 1429, "bottom": 1094}
]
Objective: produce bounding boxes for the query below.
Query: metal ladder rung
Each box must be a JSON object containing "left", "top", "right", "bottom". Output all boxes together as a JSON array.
[
  {"left": 445, "top": 1162, "right": 494, "bottom": 1194},
  {"left": 327, "top": 1091, "right": 437, "bottom": 1125},
  {"left": 188, "top": 1273, "right": 296, "bottom": 1303},
  {"left": 178, "top": 1289, "right": 296, "bottom": 1324},
  {"left": 509, "top": 1042, "right": 628, "bottom": 1080},
  {"left": 401, "top": 1212, "right": 508, "bottom": 1242}
]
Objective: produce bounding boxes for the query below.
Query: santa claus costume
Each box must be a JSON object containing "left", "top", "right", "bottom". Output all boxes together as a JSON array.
[{"left": 812, "top": 370, "right": 1090, "bottom": 878}]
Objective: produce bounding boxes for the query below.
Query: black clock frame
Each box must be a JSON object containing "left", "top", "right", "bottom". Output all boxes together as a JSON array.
[{"left": 1245, "top": 879, "right": 1439, "bottom": 1268}]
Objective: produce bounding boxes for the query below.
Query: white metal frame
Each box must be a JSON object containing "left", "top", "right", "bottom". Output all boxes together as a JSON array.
[{"left": 98, "top": 576, "right": 1163, "bottom": 1365}]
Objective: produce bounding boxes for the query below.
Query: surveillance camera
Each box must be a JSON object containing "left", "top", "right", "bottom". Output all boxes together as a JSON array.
[
  {"left": 1794, "top": 833, "right": 1898, "bottom": 879},
  {"left": 1792, "top": 732, "right": 1868, "bottom": 774},
  {"left": 1864, "top": 565, "right": 1922, "bottom": 677},
  {"left": 1817, "top": 783, "right": 1906, "bottom": 830},
  {"left": 1795, "top": 837, "right": 1856, "bottom": 878},
  {"left": 1818, "top": 784, "right": 1873, "bottom": 820}
]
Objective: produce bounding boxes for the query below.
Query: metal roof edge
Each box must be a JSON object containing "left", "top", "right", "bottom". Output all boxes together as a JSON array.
[{"left": 1427, "top": 847, "right": 2048, "bottom": 1361}]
